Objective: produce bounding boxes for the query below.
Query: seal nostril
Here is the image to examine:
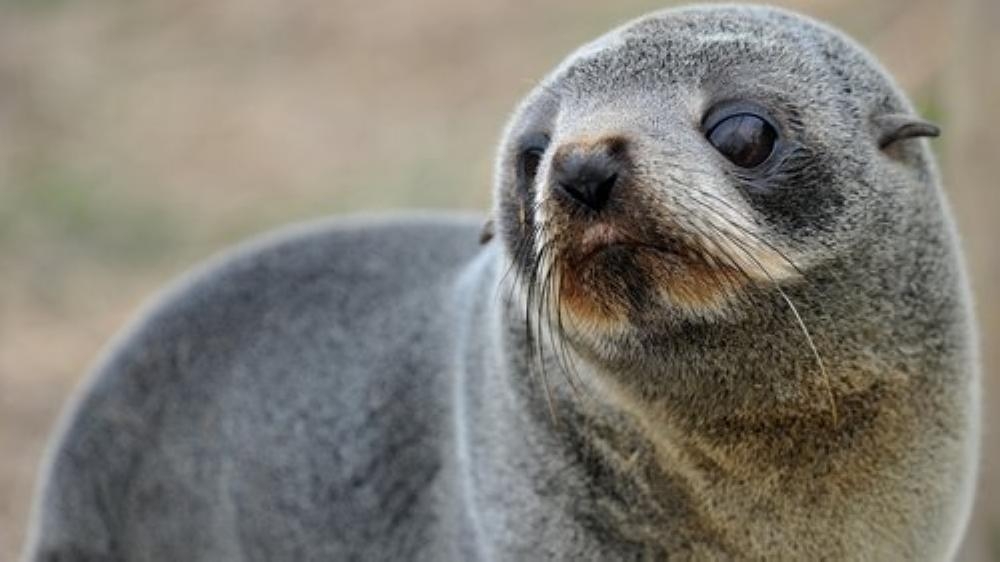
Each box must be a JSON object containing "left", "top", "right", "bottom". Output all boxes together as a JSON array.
[
  {"left": 556, "top": 167, "right": 619, "bottom": 211},
  {"left": 594, "top": 172, "right": 617, "bottom": 208},
  {"left": 552, "top": 144, "right": 624, "bottom": 211}
]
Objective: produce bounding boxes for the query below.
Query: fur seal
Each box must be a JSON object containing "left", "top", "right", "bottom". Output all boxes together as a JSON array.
[{"left": 23, "top": 4, "right": 978, "bottom": 561}]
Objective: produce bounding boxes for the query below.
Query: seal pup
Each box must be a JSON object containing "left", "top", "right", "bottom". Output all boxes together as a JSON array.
[{"left": 23, "top": 4, "right": 978, "bottom": 561}]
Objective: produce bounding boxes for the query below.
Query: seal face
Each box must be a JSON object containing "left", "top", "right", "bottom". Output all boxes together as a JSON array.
[{"left": 495, "top": 5, "right": 942, "bottom": 370}]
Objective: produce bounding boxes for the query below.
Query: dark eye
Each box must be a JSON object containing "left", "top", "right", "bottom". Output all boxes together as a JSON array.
[
  {"left": 521, "top": 147, "right": 544, "bottom": 179},
  {"left": 518, "top": 132, "right": 550, "bottom": 182},
  {"left": 706, "top": 112, "right": 778, "bottom": 168}
]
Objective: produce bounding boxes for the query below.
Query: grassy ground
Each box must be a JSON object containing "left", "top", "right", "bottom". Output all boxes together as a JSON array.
[{"left": 1, "top": 0, "right": 996, "bottom": 559}]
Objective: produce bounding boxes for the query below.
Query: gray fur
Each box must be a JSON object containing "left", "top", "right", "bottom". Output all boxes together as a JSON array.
[{"left": 23, "top": 5, "right": 978, "bottom": 561}]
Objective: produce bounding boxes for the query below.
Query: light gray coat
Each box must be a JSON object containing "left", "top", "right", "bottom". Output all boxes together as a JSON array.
[{"left": 23, "top": 5, "right": 978, "bottom": 561}]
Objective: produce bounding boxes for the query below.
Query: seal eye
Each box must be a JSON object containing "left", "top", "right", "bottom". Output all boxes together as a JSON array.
[
  {"left": 521, "top": 147, "right": 544, "bottom": 180},
  {"left": 518, "top": 132, "right": 550, "bottom": 184},
  {"left": 706, "top": 113, "right": 777, "bottom": 168}
]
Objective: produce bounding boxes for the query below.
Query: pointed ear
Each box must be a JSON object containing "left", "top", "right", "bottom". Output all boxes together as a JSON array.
[
  {"left": 479, "top": 218, "right": 495, "bottom": 245},
  {"left": 873, "top": 113, "right": 940, "bottom": 149}
]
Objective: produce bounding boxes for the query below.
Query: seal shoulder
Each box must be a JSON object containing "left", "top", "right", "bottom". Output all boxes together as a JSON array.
[{"left": 78, "top": 211, "right": 485, "bottom": 406}]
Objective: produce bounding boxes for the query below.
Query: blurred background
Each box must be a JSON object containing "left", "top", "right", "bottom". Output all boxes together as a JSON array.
[{"left": 0, "top": 0, "right": 996, "bottom": 559}]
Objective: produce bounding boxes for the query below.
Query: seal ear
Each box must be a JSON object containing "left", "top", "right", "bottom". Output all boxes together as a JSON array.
[
  {"left": 873, "top": 113, "right": 940, "bottom": 149},
  {"left": 479, "top": 218, "right": 495, "bottom": 245}
]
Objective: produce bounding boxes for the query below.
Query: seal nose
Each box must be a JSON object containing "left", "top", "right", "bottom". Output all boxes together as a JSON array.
[{"left": 551, "top": 138, "right": 627, "bottom": 211}]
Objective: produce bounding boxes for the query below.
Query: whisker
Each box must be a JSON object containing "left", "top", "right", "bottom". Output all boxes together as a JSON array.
[
  {"left": 532, "top": 237, "right": 562, "bottom": 424},
  {"left": 664, "top": 198, "right": 758, "bottom": 308},
  {"left": 711, "top": 227, "right": 838, "bottom": 424},
  {"left": 550, "top": 276, "right": 588, "bottom": 402},
  {"left": 519, "top": 205, "right": 595, "bottom": 422},
  {"left": 665, "top": 174, "right": 810, "bottom": 281},
  {"left": 675, "top": 191, "right": 836, "bottom": 423},
  {"left": 539, "top": 234, "right": 590, "bottom": 416}
]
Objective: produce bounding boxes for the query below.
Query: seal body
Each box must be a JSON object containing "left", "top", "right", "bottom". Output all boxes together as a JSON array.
[
  {"left": 24, "top": 5, "right": 978, "bottom": 561},
  {"left": 24, "top": 215, "right": 499, "bottom": 561}
]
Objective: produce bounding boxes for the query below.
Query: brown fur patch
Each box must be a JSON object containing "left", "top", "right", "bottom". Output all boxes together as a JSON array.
[
  {"left": 558, "top": 258, "right": 631, "bottom": 327},
  {"left": 551, "top": 135, "right": 629, "bottom": 163},
  {"left": 606, "top": 368, "right": 923, "bottom": 560},
  {"left": 663, "top": 368, "right": 917, "bottom": 496},
  {"left": 649, "top": 256, "right": 750, "bottom": 311},
  {"left": 557, "top": 243, "right": 753, "bottom": 325}
]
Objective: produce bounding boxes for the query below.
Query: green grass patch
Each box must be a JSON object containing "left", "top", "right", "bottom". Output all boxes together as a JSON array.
[{"left": 1, "top": 167, "right": 182, "bottom": 267}]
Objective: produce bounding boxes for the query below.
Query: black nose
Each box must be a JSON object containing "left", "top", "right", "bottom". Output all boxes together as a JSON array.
[{"left": 551, "top": 138, "right": 626, "bottom": 211}]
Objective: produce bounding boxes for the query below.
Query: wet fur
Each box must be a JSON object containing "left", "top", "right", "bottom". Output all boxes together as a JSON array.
[{"left": 24, "top": 5, "right": 977, "bottom": 561}]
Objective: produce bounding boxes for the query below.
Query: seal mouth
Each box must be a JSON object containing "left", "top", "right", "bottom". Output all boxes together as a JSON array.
[
  {"left": 571, "top": 221, "right": 703, "bottom": 268},
  {"left": 574, "top": 240, "right": 682, "bottom": 272},
  {"left": 548, "top": 217, "right": 745, "bottom": 324},
  {"left": 523, "top": 166, "right": 808, "bottom": 328},
  {"left": 576, "top": 223, "right": 633, "bottom": 263}
]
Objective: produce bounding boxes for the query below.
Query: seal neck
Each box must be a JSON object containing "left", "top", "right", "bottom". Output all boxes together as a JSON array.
[
  {"left": 450, "top": 251, "right": 707, "bottom": 557},
  {"left": 449, "top": 251, "right": 920, "bottom": 558}
]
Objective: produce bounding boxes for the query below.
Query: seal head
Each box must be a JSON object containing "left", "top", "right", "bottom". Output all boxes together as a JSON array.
[
  {"left": 495, "top": 5, "right": 948, "bottom": 380},
  {"left": 491, "top": 5, "right": 974, "bottom": 559}
]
